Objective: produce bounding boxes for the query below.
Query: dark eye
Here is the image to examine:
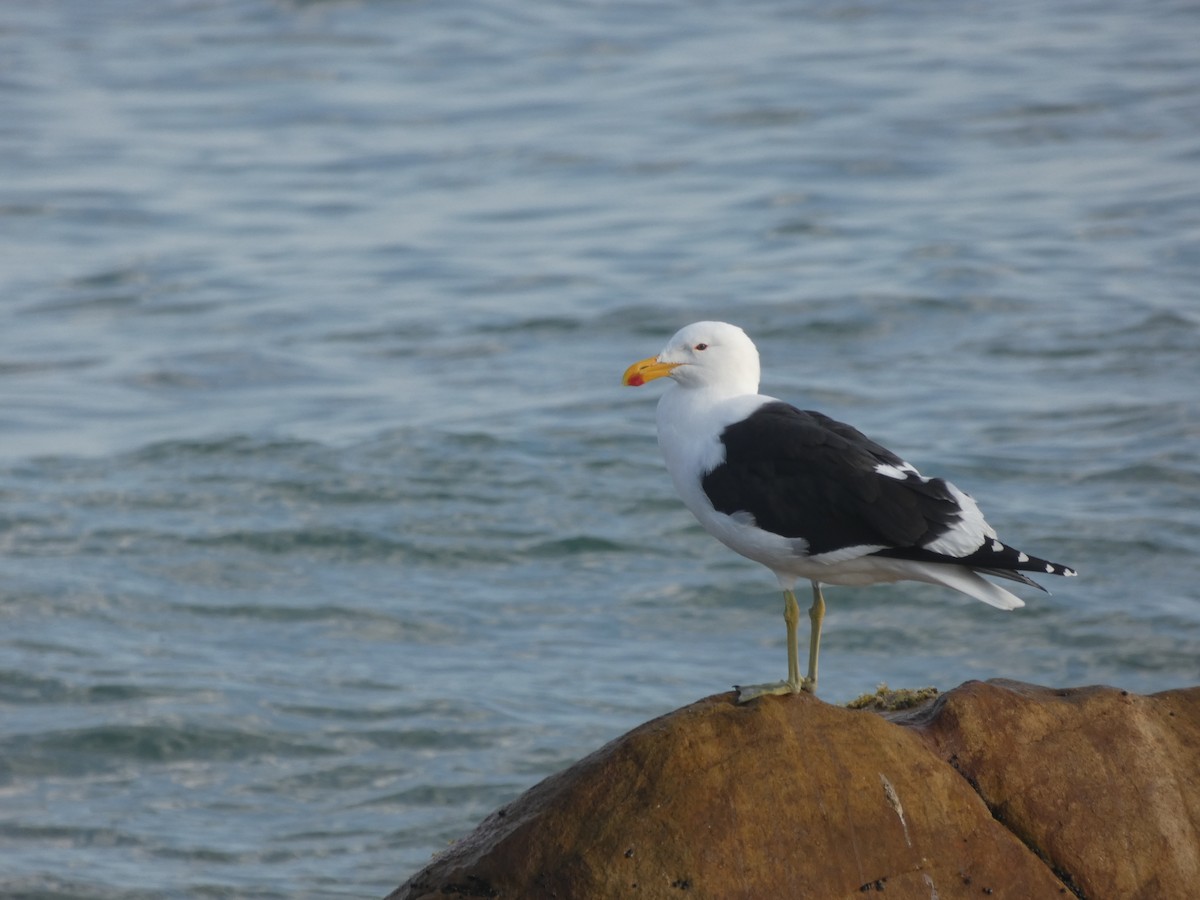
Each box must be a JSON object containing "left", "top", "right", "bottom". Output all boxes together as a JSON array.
[{"left": 694, "top": 343, "right": 708, "bottom": 351}]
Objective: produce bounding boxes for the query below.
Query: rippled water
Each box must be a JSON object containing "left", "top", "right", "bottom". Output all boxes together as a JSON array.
[{"left": 3, "top": 0, "right": 1199, "bottom": 896}]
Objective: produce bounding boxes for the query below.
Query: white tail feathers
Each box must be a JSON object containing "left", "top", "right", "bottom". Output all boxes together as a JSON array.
[{"left": 904, "top": 562, "right": 1027, "bottom": 611}]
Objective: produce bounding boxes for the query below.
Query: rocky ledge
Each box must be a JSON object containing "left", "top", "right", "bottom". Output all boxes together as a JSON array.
[{"left": 387, "top": 680, "right": 1200, "bottom": 900}]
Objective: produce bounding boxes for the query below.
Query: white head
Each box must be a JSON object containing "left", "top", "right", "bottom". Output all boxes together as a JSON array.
[{"left": 622, "top": 321, "right": 761, "bottom": 397}]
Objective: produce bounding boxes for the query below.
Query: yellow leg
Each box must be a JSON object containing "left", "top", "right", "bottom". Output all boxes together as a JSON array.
[
  {"left": 804, "top": 582, "right": 826, "bottom": 694},
  {"left": 735, "top": 588, "right": 805, "bottom": 703},
  {"left": 784, "top": 588, "right": 801, "bottom": 688}
]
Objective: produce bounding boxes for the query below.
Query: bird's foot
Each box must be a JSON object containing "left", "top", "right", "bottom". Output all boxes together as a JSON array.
[{"left": 734, "top": 677, "right": 815, "bottom": 704}]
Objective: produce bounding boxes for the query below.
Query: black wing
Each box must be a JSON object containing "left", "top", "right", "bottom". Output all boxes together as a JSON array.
[{"left": 700, "top": 402, "right": 963, "bottom": 556}]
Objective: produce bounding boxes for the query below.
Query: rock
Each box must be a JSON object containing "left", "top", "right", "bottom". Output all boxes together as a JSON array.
[
  {"left": 387, "top": 681, "right": 1200, "bottom": 899},
  {"left": 897, "top": 680, "right": 1200, "bottom": 900}
]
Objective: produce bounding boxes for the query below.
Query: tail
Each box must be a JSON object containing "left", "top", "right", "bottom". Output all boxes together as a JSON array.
[
  {"left": 872, "top": 539, "right": 1077, "bottom": 598},
  {"left": 864, "top": 556, "right": 1032, "bottom": 614},
  {"left": 899, "top": 561, "right": 1028, "bottom": 611}
]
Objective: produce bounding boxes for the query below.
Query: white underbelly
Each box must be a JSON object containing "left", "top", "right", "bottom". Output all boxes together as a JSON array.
[{"left": 692, "top": 505, "right": 914, "bottom": 587}]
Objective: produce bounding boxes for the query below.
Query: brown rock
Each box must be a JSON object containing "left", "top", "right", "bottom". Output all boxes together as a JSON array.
[
  {"left": 898, "top": 679, "right": 1200, "bottom": 900},
  {"left": 389, "top": 688, "right": 1074, "bottom": 899}
]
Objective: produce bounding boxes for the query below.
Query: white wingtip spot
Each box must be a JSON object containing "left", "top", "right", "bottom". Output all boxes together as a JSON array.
[
  {"left": 1044, "top": 563, "right": 1054, "bottom": 573},
  {"left": 1017, "top": 551, "right": 1029, "bottom": 563},
  {"left": 990, "top": 539, "right": 1003, "bottom": 553}
]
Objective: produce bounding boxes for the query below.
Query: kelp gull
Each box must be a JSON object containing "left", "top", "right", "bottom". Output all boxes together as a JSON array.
[{"left": 622, "top": 321, "right": 1076, "bottom": 701}]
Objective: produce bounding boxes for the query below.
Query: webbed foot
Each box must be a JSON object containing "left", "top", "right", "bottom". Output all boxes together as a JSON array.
[{"left": 734, "top": 677, "right": 815, "bottom": 703}]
